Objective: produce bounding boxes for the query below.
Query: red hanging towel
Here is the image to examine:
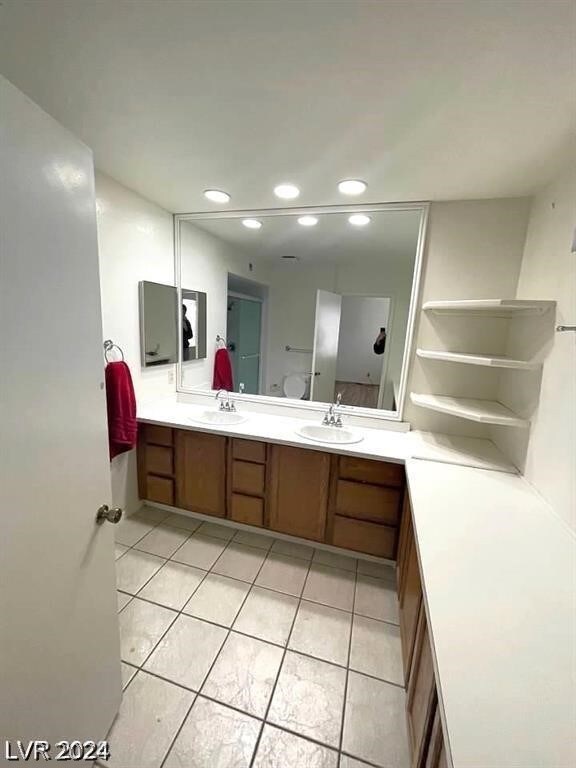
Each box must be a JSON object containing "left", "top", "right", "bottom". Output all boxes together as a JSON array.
[
  {"left": 105, "top": 361, "right": 137, "bottom": 459},
  {"left": 213, "top": 347, "right": 234, "bottom": 391}
]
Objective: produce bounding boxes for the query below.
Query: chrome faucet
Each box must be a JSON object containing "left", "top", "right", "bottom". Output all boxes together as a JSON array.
[
  {"left": 322, "top": 393, "right": 343, "bottom": 427},
  {"left": 214, "top": 389, "right": 236, "bottom": 412}
]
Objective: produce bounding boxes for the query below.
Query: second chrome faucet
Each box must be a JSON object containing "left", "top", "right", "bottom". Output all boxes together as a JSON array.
[{"left": 322, "top": 392, "right": 343, "bottom": 427}]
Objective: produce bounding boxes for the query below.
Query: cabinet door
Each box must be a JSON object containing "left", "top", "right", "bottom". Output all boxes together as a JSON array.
[
  {"left": 398, "top": 497, "right": 422, "bottom": 684},
  {"left": 424, "top": 704, "right": 447, "bottom": 768},
  {"left": 175, "top": 430, "right": 227, "bottom": 517},
  {"left": 269, "top": 445, "right": 330, "bottom": 541},
  {"left": 407, "top": 609, "right": 437, "bottom": 768}
]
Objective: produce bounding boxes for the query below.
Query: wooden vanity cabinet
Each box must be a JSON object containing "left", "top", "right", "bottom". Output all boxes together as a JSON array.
[
  {"left": 137, "top": 424, "right": 175, "bottom": 506},
  {"left": 174, "top": 430, "right": 227, "bottom": 517},
  {"left": 137, "top": 425, "right": 404, "bottom": 555},
  {"left": 397, "top": 493, "right": 447, "bottom": 768},
  {"left": 328, "top": 455, "right": 404, "bottom": 558},
  {"left": 398, "top": 494, "right": 423, "bottom": 684},
  {"left": 268, "top": 445, "right": 331, "bottom": 541},
  {"left": 227, "top": 438, "right": 268, "bottom": 527}
]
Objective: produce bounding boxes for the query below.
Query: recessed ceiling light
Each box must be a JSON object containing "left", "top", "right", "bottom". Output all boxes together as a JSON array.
[
  {"left": 203, "top": 189, "right": 230, "bottom": 204},
  {"left": 242, "top": 218, "right": 262, "bottom": 230},
  {"left": 338, "top": 179, "right": 367, "bottom": 196},
  {"left": 297, "top": 215, "right": 318, "bottom": 227},
  {"left": 274, "top": 183, "right": 300, "bottom": 200},
  {"left": 348, "top": 213, "right": 371, "bottom": 227}
]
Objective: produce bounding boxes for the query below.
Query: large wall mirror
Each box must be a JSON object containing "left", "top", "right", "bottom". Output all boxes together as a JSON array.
[{"left": 175, "top": 203, "right": 427, "bottom": 419}]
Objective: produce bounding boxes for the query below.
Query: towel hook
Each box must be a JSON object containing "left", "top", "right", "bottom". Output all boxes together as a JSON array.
[{"left": 103, "top": 339, "right": 125, "bottom": 362}]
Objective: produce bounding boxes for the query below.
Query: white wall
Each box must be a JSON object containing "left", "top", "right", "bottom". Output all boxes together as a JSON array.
[
  {"left": 264, "top": 262, "right": 336, "bottom": 396},
  {"left": 404, "top": 198, "right": 531, "bottom": 434},
  {"left": 336, "top": 296, "right": 391, "bottom": 383},
  {"left": 493, "top": 166, "right": 576, "bottom": 530},
  {"left": 96, "top": 172, "right": 175, "bottom": 513}
]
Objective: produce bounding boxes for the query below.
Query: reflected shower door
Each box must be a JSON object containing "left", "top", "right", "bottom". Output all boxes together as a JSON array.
[{"left": 228, "top": 296, "right": 262, "bottom": 394}]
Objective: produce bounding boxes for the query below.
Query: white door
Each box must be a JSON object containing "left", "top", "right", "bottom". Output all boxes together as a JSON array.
[
  {"left": 0, "top": 77, "right": 121, "bottom": 750},
  {"left": 310, "top": 289, "right": 342, "bottom": 403}
]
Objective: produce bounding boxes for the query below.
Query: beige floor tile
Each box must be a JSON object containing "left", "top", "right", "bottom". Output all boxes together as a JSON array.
[
  {"left": 255, "top": 554, "right": 309, "bottom": 597},
  {"left": 117, "top": 591, "right": 132, "bottom": 612},
  {"left": 357, "top": 559, "right": 396, "bottom": 582},
  {"left": 203, "top": 633, "right": 283, "bottom": 717},
  {"left": 354, "top": 575, "right": 399, "bottom": 624},
  {"left": 104, "top": 670, "right": 193, "bottom": 768},
  {"left": 303, "top": 563, "right": 355, "bottom": 611},
  {"left": 121, "top": 662, "right": 137, "bottom": 690},
  {"left": 339, "top": 756, "right": 373, "bottom": 768},
  {"left": 233, "top": 586, "right": 298, "bottom": 645},
  {"left": 135, "top": 506, "right": 172, "bottom": 524},
  {"left": 233, "top": 529, "right": 274, "bottom": 550},
  {"left": 134, "top": 524, "right": 191, "bottom": 558},
  {"left": 116, "top": 549, "right": 165, "bottom": 595},
  {"left": 289, "top": 601, "right": 352, "bottom": 665},
  {"left": 172, "top": 534, "right": 227, "bottom": 570},
  {"left": 253, "top": 724, "right": 338, "bottom": 768},
  {"left": 312, "top": 548, "right": 357, "bottom": 573},
  {"left": 183, "top": 573, "right": 250, "bottom": 626},
  {"left": 212, "top": 543, "right": 267, "bottom": 582},
  {"left": 144, "top": 614, "right": 227, "bottom": 690},
  {"left": 349, "top": 615, "right": 403, "bottom": 684},
  {"left": 114, "top": 516, "right": 155, "bottom": 547},
  {"left": 271, "top": 538, "right": 314, "bottom": 561},
  {"left": 118, "top": 597, "right": 177, "bottom": 667},
  {"left": 139, "top": 561, "right": 206, "bottom": 610},
  {"left": 115, "top": 543, "right": 129, "bottom": 560},
  {"left": 163, "top": 512, "right": 202, "bottom": 531},
  {"left": 268, "top": 651, "right": 346, "bottom": 747},
  {"left": 195, "top": 521, "right": 236, "bottom": 540},
  {"left": 342, "top": 672, "right": 410, "bottom": 768},
  {"left": 164, "top": 696, "right": 260, "bottom": 768}
]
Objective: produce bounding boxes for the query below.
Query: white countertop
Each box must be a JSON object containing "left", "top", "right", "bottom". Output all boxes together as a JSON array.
[
  {"left": 137, "top": 398, "right": 516, "bottom": 472},
  {"left": 406, "top": 460, "right": 576, "bottom": 768}
]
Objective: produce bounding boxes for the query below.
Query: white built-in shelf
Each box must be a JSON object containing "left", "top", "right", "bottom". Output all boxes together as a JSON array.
[
  {"left": 416, "top": 348, "right": 541, "bottom": 370},
  {"left": 410, "top": 393, "right": 529, "bottom": 428},
  {"left": 423, "top": 299, "right": 555, "bottom": 317}
]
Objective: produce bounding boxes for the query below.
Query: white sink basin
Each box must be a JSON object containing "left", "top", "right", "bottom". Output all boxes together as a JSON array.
[
  {"left": 296, "top": 423, "right": 364, "bottom": 445},
  {"left": 189, "top": 410, "right": 248, "bottom": 426}
]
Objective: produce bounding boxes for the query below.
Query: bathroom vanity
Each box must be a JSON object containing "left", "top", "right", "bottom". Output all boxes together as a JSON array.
[
  {"left": 138, "top": 423, "right": 406, "bottom": 559},
  {"left": 135, "top": 401, "right": 574, "bottom": 768}
]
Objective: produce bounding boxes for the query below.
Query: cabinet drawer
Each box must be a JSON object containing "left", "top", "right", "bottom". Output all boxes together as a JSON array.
[
  {"left": 146, "top": 475, "right": 174, "bottom": 506},
  {"left": 335, "top": 479, "right": 401, "bottom": 525},
  {"left": 229, "top": 494, "right": 264, "bottom": 527},
  {"left": 232, "top": 438, "right": 267, "bottom": 464},
  {"left": 232, "top": 460, "right": 265, "bottom": 495},
  {"left": 145, "top": 444, "right": 173, "bottom": 476},
  {"left": 338, "top": 456, "right": 404, "bottom": 487},
  {"left": 332, "top": 515, "right": 396, "bottom": 558},
  {"left": 143, "top": 424, "right": 173, "bottom": 447}
]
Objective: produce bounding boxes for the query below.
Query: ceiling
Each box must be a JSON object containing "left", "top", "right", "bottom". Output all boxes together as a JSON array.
[
  {"left": 0, "top": 0, "right": 574, "bottom": 213},
  {"left": 186, "top": 208, "right": 422, "bottom": 264}
]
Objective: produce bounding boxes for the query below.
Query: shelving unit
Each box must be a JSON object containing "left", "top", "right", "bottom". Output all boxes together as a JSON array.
[
  {"left": 410, "top": 394, "right": 529, "bottom": 428},
  {"left": 416, "top": 349, "right": 541, "bottom": 371},
  {"left": 411, "top": 297, "right": 556, "bottom": 429},
  {"left": 423, "top": 299, "right": 555, "bottom": 317}
]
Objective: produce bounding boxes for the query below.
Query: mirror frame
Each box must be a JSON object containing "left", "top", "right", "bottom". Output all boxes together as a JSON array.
[{"left": 174, "top": 201, "right": 429, "bottom": 423}]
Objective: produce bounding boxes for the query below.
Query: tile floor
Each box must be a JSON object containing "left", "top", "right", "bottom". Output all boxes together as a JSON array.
[{"left": 107, "top": 507, "right": 410, "bottom": 768}]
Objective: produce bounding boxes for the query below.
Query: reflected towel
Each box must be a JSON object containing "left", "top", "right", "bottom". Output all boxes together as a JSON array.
[
  {"left": 105, "top": 361, "right": 137, "bottom": 459},
  {"left": 213, "top": 348, "right": 234, "bottom": 391}
]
